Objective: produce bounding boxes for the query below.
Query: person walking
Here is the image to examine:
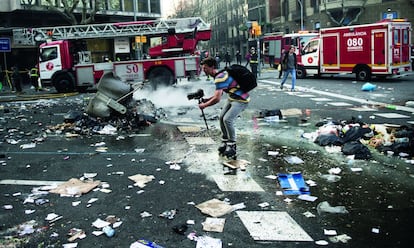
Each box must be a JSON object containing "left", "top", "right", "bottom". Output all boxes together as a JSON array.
[
  {"left": 11, "top": 66, "right": 23, "bottom": 94},
  {"left": 249, "top": 47, "right": 259, "bottom": 79},
  {"left": 215, "top": 52, "right": 221, "bottom": 69},
  {"left": 199, "top": 56, "right": 250, "bottom": 159},
  {"left": 236, "top": 50, "right": 242, "bottom": 65},
  {"left": 29, "top": 65, "right": 40, "bottom": 91},
  {"left": 244, "top": 52, "right": 251, "bottom": 67},
  {"left": 224, "top": 51, "right": 231, "bottom": 67},
  {"left": 280, "top": 46, "right": 297, "bottom": 91}
]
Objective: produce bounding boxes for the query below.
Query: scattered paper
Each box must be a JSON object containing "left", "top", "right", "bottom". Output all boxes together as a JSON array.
[
  {"left": 128, "top": 174, "right": 155, "bottom": 188},
  {"left": 49, "top": 178, "right": 100, "bottom": 196},
  {"left": 202, "top": 217, "right": 226, "bottom": 232},
  {"left": 196, "top": 236, "right": 222, "bottom": 248},
  {"left": 298, "top": 194, "right": 318, "bottom": 202},
  {"left": 92, "top": 218, "right": 110, "bottom": 228},
  {"left": 196, "top": 199, "right": 234, "bottom": 218},
  {"left": 324, "top": 229, "right": 337, "bottom": 236}
]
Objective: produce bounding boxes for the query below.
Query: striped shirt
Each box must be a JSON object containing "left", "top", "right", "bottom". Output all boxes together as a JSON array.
[{"left": 214, "top": 71, "right": 250, "bottom": 103}]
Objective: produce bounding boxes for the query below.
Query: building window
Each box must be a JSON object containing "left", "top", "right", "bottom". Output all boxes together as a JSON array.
[
  {"left": 150, "top": 0, "right": 160, "bottom": 14},
  {"left": 124, "top": 0, "right": 134, "bottom": 12},
  {"left": 108, "top": 0, "right": 121, "bottom": 11},
  {"left": 138, "top": 0, "right": 148, "bottom": 13}
]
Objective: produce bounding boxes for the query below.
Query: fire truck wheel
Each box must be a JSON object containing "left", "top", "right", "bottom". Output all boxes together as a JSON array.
[
  {"left": 296, "top": 66, "right": 306, "bottom": 79},
  {"left": 148, "top": 67, "right": 174, "bottom": 90},
  {"left": 355, "top": 66, "right": 371, "bottom": 81},
  {"left": 53, "top": 72, "right": 75, "bottom": 93}
]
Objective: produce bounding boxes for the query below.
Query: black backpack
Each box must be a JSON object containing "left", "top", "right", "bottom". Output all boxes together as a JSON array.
[{"left": 217, "top": 64, "right": 257, "bottom": 92}]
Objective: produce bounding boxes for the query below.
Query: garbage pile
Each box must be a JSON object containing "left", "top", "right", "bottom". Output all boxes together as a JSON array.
[{"left": 302, "top": 118, "right": 413, "bottom": 159}]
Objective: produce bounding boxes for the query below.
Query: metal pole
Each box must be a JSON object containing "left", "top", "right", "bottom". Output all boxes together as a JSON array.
[
  {"left": 257, "top": 38, "right": 261, "bottom": 77},
  {"left": 133, "top": 0, "right": 137, "bottom": 21},
  {"left": 298, "top": 0, "right": 304, "bottom": 30},
  {"left": 198, "top": 99, "right": 209, "bottom": 130}
]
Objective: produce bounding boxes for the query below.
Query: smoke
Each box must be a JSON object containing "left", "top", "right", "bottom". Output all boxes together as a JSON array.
[{"left": 133, "top": 86, "right": 195, "bottom": 108}]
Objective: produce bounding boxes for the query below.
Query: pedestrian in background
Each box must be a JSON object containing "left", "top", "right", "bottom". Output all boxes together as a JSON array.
[
  {"left": 245, "top": 52, "right": 251, "bottom": 67},
  {"left": 280, "top": 46, "right": 297, "bottom": 91},
  {"left": 236, "top": 50, "right": 242, "bottom": 65},
  {"left": 249, "top": 47, "right": 258, "bottom": 78},
  {"left": 215, "top": 52, "right": 221, "bottom": 69},
  {"left": 11, "top": 65, "right": 23, "bottom": 94},
  {"left": 224, "top": 51, "right": 231, "bottom": 67},
  {"left": 199, "top": 56, "right": 250, "bottom": 159}
]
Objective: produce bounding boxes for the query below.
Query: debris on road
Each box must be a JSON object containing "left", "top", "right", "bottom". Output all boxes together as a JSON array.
[{"left": 49, "top": 178, "right": 101, "bottom": 197}]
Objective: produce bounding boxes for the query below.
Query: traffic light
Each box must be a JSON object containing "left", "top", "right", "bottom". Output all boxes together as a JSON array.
[{"left": 249, "top": 21, "right": 262, "bottom": 37}]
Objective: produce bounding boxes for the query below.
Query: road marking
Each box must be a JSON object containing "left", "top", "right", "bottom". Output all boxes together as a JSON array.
[
  {"left": 260, "top": 79, "right": 414, "bottom": 114},
  {"left": 0, "top": 179, "right": 64, "bottom": 186}
]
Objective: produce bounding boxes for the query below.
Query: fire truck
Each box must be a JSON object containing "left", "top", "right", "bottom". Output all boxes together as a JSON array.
[
  {"left": 299, "top": 19, "right": 412, "bottom": 81},
  {"left": 12, "top": 17, "right": 211, "bottom": 93},
  {"left": 262, "top": 31, "right": 318, "bottom": 71}
]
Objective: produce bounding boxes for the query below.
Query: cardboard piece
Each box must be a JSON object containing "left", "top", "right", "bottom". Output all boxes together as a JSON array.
[
  {"left": 128, "top": 174, "right": 155, "bottom": 188},
  {"left": 222, "top": 159, "right": 250, "bottom": 170},
  {"left": 195, "top": 199, "right": 234, "bottom": 218},
  {"left": 49, "top": 178, "right": 100, "bottom": 196}
]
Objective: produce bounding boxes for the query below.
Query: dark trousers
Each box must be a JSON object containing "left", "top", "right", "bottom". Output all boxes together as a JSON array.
[
  {"left": 250, "top": 63, "right": 258, "bottom": 78},
  {"left": 12, "top": 78, "right": 22, "bottom": 92},
  {"left": 31, "top": 77, "right": 39, "bottom": 89}
]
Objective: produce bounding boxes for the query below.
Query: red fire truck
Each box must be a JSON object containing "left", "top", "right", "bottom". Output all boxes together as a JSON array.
[
  {"left": 13, "top": 17, "right": 211, "bottom": 93},
  {"left": 299, "top": 19, "right": 412, "bottom": 81},
  {"left": 262, "top": 31, "right": 318, "bottom": 70}
]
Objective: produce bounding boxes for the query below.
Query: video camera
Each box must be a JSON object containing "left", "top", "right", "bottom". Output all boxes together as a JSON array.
[{"left": 187, "top": 89, "right": 204, "bottom": 100}]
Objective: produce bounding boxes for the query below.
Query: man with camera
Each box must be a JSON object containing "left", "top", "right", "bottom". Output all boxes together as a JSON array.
[{"left": 197, "top": 56, "right": 250, "bottom": 159}]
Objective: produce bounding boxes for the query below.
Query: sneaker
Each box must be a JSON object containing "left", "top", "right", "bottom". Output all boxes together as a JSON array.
[
  {"left": 222, "top": 143, "right": 237, "bottom": 160},
  {"left": 218, "top": 140, "right": 228, "bottom": 155},
  {"left": 291, "top": 88, "right": 295, "bottom": 92},
  {"left": 280, "top": 84, "right": 284, "bottom": 89}
]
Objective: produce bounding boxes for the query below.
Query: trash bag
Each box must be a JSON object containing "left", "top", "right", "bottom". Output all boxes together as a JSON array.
[
  {"left": 314, "top": 134, "right": 343, "bottom": 146},
  {"left": 341, "top": 126, "right": 373, "bottom": 143},
  {"left": 342, "top": 141, "right": 372, "bottom": 159},
  {"left": 361, "top": 82, "right": 376, "bottom": 91}
]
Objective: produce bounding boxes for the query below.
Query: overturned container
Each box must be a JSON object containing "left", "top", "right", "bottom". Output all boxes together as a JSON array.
[{"left": 86, "top": 72, "right": 132, "bottom": 118}]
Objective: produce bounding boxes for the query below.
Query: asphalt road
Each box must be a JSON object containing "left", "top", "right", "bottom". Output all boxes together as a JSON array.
[{"left": 1, "top": 69, "right": 414, "bottom": 248}]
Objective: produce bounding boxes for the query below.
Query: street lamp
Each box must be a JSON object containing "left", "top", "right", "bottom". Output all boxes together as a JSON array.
[{"left": 298, "top": 0, "right": 304, "bottom": 30}]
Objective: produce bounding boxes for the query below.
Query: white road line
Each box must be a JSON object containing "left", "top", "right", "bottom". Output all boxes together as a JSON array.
[
  {"left": 260, "top": 79, "right": 414, "bottom": 114},
  {"left": 0, "top": 179, "right": 65, "bottom": 186}
]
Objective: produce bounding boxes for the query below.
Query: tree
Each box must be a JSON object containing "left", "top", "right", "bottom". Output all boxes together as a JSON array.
[
  {"left": 22, "top": 0, "right": 103, "bottom": 25},
  {"left": 323, "top": 0, "right": 367, "bottom": 26},
  {"left": 172, "top": 0, "right": 204, "bottom": 18}
]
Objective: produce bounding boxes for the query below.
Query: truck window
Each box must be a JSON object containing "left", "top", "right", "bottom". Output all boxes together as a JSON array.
[
  {"left": 303, "top": 39, "right": 318, "bottom": 54},
  {"left": 403, "top": 29, "right": 408, "bottom": 44},
  {"left": 40, "top": 47, "right": 58, "bottom": 62},
  {"left": 393, "top": 29, "right": 400, "bottom": 45}
]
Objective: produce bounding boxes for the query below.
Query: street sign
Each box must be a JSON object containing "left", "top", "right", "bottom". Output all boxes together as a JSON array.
[{"left": 0, "top": 38, "right": 11, "bottom": 52}]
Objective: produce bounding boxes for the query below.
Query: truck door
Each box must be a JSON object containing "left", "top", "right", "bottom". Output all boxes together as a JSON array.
[
  {"left": 321, "top": 34, "right": 339, "bottom": 70},
  {"left": 301, "top": 38, "right": 320, "bottom": 75},
  {"left": 372, "top": 29, "right": 387, "bottom": 70},
  {"left": 39, "top": 45, "right": 61, "bottom": 81}
]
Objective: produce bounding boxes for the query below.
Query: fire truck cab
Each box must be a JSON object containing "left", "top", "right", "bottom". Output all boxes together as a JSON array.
[{"left": 262, "top": 31, "right": 318, "bottom": 73}]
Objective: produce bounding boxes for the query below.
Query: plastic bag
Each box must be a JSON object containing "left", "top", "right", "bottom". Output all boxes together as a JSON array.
[{"left": 277, "top": 63, "right": 282, "bottom": 71}]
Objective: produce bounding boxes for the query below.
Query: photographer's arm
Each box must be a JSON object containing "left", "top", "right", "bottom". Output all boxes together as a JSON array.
[{"left": 199, "top": 89, "right": 223, "bottom": 110}]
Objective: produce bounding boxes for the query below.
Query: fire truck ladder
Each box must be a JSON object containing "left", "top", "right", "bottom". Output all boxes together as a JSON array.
[{"left": 13, "top": 17, "right": 210, "bottom": 46}]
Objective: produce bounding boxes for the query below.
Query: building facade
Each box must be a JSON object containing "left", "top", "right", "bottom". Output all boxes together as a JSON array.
[{"left": 202, "top": 0, "right": 414, "bottom": 62}]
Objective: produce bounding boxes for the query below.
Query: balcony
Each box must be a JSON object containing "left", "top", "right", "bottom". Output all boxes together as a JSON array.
[{"left": 320, "top": 0, "right": 367, "bottom": 12}]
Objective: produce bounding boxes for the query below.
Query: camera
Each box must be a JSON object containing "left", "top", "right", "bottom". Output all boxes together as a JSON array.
[{"left": 187, "top": 89, "right": 204, "bottom": 100}]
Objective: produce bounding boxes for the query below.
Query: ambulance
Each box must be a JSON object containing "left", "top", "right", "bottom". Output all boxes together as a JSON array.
[{"left": 299, "top": 19, "right": 412, "bottom": 80}]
